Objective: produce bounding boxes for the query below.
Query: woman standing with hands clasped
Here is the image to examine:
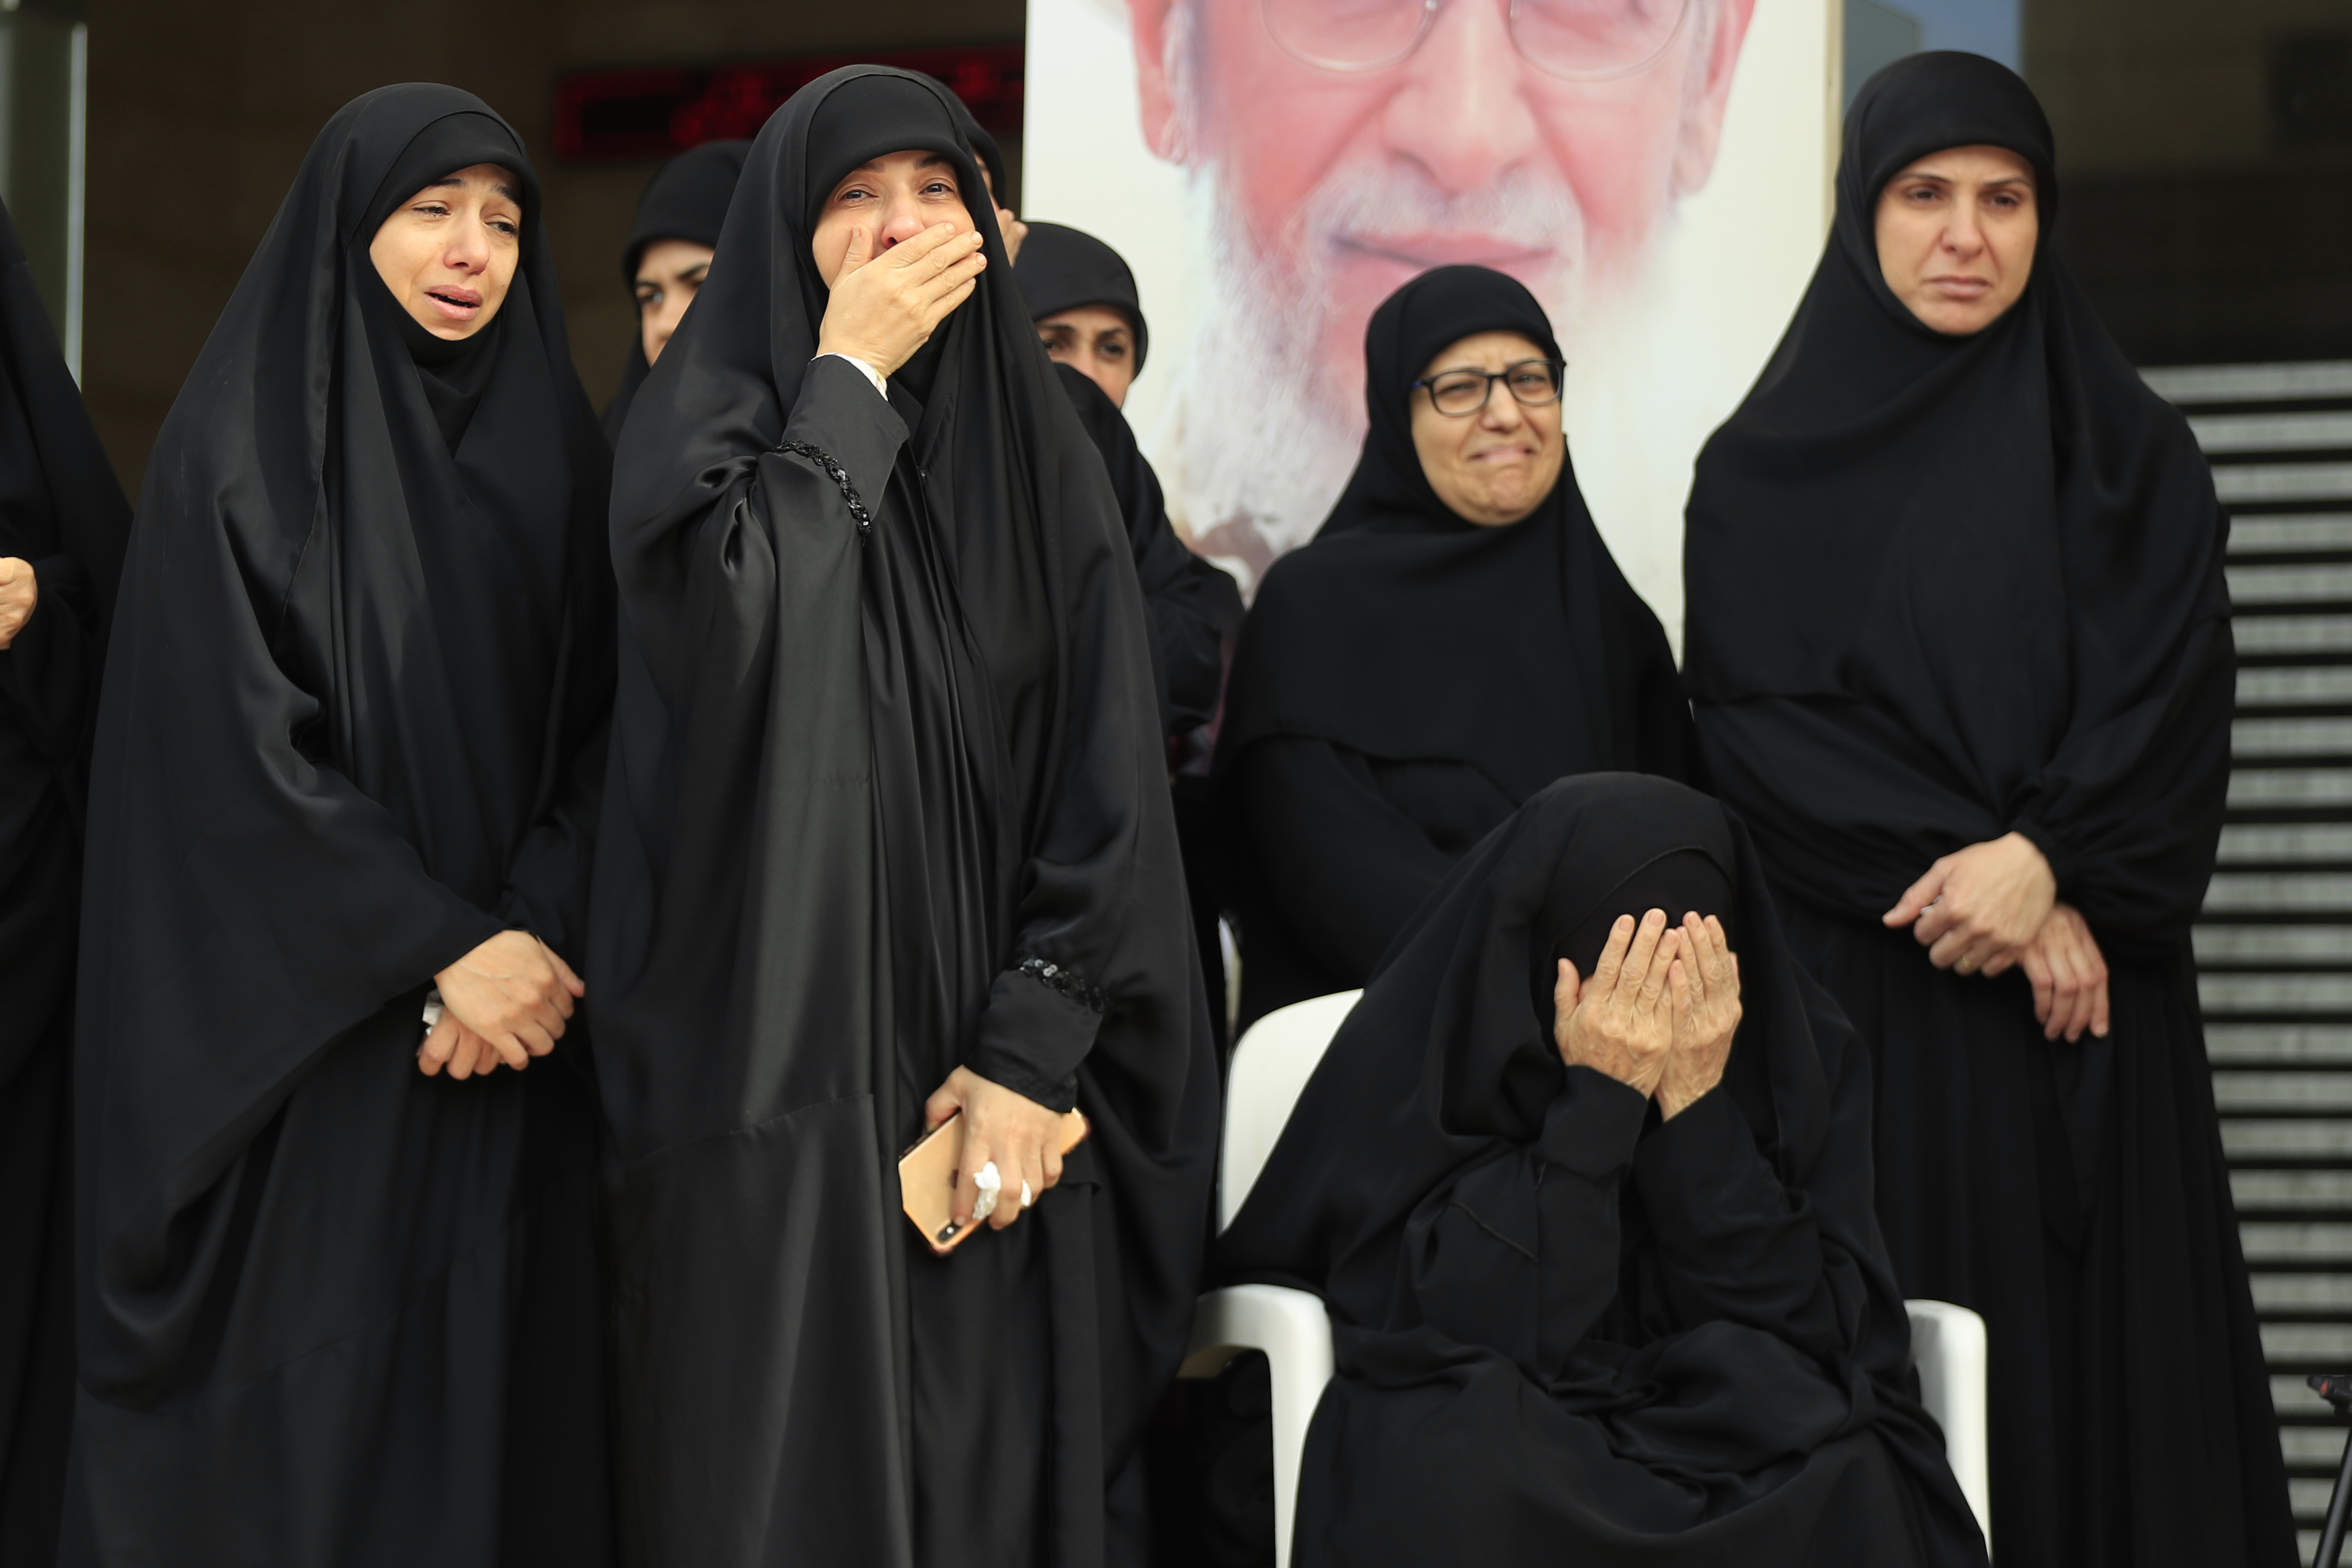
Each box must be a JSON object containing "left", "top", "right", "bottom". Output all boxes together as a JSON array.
[
  {"left": 1684, "top": 53, "right": 2288, "bottom": 1568},
  {"left": 589, "top": 66, "right": 1216, "bottom": 1568}
]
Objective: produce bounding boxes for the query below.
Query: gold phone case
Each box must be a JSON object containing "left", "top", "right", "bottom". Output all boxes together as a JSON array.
[{"left": 898, "top": 1108, "right": 1090, "bottom": 1256}]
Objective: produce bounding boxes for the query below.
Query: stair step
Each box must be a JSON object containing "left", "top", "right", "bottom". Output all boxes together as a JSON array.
[
  {"left": 2240, "top": 667, "right": 2352, "bottom": 708},
  {"left": 2219, "top": 826, "right": 2352, "bottom": 862},
  {"left": 2203, "top": 875, "right": 2352, "bottom": 913},
  {"left": 2144, "top": 361, "right": 2352, "bottom": 402},
  {"left": 2236, "top": 616, "right": 2352, "bottom": 657},
  {"left": 2219, "top": 1075, "right": 2352, "bottom": 1112},
  {"left": 2231, "top": 514, "right": 2352, "bottom": 556},
  {"left": 2191, "top": 412, "right": 2352, "bottom": 453},
  {"left": 2253, "top": 1273, "right": 2352, "bottom": 1311},
  {"left": 2225, "top": 1121, "right": 2352, "bottom": 1159},
  {"left": 2228, "top": 771, "right": 2352, "bottom": 808},
  {"left": 2233, "top": 567, "right": 2352, "bottom": 607},
  {"left": 2216, "top": 464, "right": 2352, "bottom": 506},
  {"left": 2236, "top": 718, "right": 2352, "bottom": 755}
]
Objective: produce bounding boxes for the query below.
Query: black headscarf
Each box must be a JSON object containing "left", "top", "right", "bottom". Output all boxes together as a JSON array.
[
  {"left": 1017, "top": 222, "right": 1149, "bottom": 373},
  {"left": 1220, "top": 264, "right": 1690, "bottom": 810},
  {"left": 76, "top": 83, "right": 612, "bottom": 1404},
  {"left": 592, "top": 65, "right": 1215, "bottom": 1565},
  {"left": 1216, "top": 773, "right": 1983, "bottom": 1562},
  {"left": 1682, "top": 53, "right": 2232, "bottom": 939},
  {"left": 600, "top": 138, "right": 751, "bottom": 443}
]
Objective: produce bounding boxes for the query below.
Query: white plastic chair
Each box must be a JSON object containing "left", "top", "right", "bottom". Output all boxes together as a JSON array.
[{"left": 1180, "top": 990, "right": 1995, "bottom": 1566}]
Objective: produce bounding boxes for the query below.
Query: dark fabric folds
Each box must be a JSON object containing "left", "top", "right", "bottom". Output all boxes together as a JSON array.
[
  {"left": 1216, "top": 265, "right": 1694, "bottom": 1028},
  {"left": 1216, "top": 774, "right": 1987, "bottom": 1567},
  {"left": 1053, "top": 360, "right": 1238, "bottom": 740},
  {"left": 0, "top": 192, "right": 130, "bottom": 1568},
  {"left": 1683, "top": 52, "right": 2288, "bottom": 1568},
  {"left": 1019, "top": 222, "right": 1149, "bottom": 372},
  {"left": 601, "top": 138, "right": 752, "bottom": 443},
  {"left": 66, "top": 84, "right": 615, "bottom": 1567},
  {"left": 589, "top": 65, "right": 1216, "bottom": 1568}
]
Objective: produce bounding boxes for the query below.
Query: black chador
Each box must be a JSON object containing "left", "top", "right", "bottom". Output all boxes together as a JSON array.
[
  {"left": 588, "top": 67, "right": 1218, "bottom": 1568},
  {"left": 1216, "top": 266, "right": 1695, "bottom": 1031},
  {"left": 65, "top": 86, "right": 615, "bottom": 1567},
  {"left": 0, "top": 194, "right": 130, "bottom": 1567},
  {"left": 1216, "top": 774, "right": 1988, "bottom": 1568},
  {"left": 1684, "top": 53, "right": 2290, "bottom": 1568}
]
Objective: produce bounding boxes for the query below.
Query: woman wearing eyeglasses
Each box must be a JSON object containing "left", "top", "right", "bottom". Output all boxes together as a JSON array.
[{"left": 1215, "top": 265, "right": 1696, "bottom": 1032}]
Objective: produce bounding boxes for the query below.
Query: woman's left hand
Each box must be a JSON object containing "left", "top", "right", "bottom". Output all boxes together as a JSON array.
[
  {"left": 925, "top": 1066, "right": 1065, "bottom": 1232},
  {"left": 1883, "top": 831, "right": 2056, "bottom": 977},
  {"left": 2021, "top": 901, "right": 2110, "bottom": 1041},
  {"left": 1657, "top": 913, "right": 1742, "bottom": 1119},
  {"left": 0, "top": 557, "right": 35, "bottom": 648}
]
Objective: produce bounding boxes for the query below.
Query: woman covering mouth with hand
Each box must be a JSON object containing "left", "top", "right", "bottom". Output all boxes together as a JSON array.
[{"left": 64, "top": 84, "right": 616, "bottom": 1566}]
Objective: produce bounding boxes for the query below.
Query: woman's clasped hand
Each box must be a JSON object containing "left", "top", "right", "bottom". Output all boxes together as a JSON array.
[
  {"left": 1553, "top": 909, "right": 1743, "bottom": 1118},
  {"left": 1881, "top": 831, "right": 2110, "bottom": 1040},
  {"left": 416, "top": 929, "right": 585, "bottom": 1080}
]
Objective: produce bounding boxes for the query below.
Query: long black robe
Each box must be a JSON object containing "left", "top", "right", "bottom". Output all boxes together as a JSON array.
[
  {"left": 0, "top": 195, "right": 129, "bottom": 1568},
  {"left": 1217, "top": 266, "right": 1694, "bottom": 1030},
  {"left": 1216, "top": 774, "right": 1986, "bottom": 1567},
  {"left": 588, "top": 67, "right": 1217, "bottom": 1568},
  {"left": 1682, "top": 53, "right": 2289, "bottom": 1568},
  {"left": 64, "top": 86, "right": 616, "bottom": 1567},
  {"left": 600, "top": 138, "right": 751, "bottom": 444}
]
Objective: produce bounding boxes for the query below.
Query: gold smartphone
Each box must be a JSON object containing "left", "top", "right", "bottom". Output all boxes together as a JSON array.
[{"left": 899, "top": 1107, "right": 1090, "bottom": 1256}]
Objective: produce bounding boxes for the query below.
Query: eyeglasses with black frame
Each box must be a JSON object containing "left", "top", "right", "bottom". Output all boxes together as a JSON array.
[
  {"left": 1411, "top": 358, "right": 1566, "bottom": 417},
  {"left": 1261, "top": 0, "right": 1690, "bottom": 81}
]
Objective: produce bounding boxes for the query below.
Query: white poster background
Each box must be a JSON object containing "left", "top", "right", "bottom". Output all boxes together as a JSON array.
[{"left": 1023, "top": 0, "right": 1840, "bottom": 649}]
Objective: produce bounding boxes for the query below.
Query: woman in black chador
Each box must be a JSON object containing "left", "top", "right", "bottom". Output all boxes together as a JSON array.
[
  {"left": 0, "top": 195, "right": 129, "bottom": 1565},
  {"left": 67, "top": 86, "right": 615, "bottom": 1566},
  {"left": 603, "top": 137, "right": 751, "bottom": 442},
  {"left": 588, "top": 67, "right": 1217, "bottom": 1568},
  {"left": 1217, "top": 773, "right": 1988, "bottom": 1567},
  {"left": 1683, "top": 53, "right": 2289, "bottom": 1568},
  {"left": 1217, "top": 266, "right": 1694, "bottom": 1031}
]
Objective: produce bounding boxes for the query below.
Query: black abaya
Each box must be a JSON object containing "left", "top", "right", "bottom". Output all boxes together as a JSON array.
[
  {"left": 66, "top": 86, "right": 615, "bottom": 1567},
  {"left": 0, "top": 194, "right": 129, "bottom": 1568},
  {"left": 1216, "top": 774, "right": 1987, "bottom": 1567},
  {"left": 1217, "top": 266, "right": 1694, "bottom": 1029},
  {"left": 1683, "top": 52, "right": 2288, "bottom": 1568},
  {"left": 601, "top": 138, "right": 751, "bottom": 443},
  {"left": 588, "top": 67, "right": 1217, "bottom": 1568}
]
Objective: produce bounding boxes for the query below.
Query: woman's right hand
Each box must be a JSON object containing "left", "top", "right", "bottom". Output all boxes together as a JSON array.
[
  {"left": 1553, "top": 910, "right": 1680, "bottom": 1099},
  {"left": 1882, "top": 831, "right": 2056, "bottom": 977},
  {"left": 814, "top": 221, "right": 986, "bottom": 379},
  {"left": 0, "top": 557, "right": 35, "bottom": 648},
  {"left": 419, "top": 930, "right": 582, "bottom": 1076}
]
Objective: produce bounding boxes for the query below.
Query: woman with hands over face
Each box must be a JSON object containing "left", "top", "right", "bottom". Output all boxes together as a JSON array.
[
  {"left": 589, "top": 67, "right": 1215, "bottom": 1568},
  {"left": 65, "top": 87, "right": 616, "bottom": 1567},
  {"left": 1215, "top": 775, "right": 1987, "bottom": 1567},
  {"left": 1683, "top": 55, "right": 2282, "bottom": 1568}
]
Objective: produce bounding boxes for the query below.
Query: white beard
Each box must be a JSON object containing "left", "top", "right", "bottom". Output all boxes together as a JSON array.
[{"left": 1154, "top": 147, "right": 1595, "bottom": 595}]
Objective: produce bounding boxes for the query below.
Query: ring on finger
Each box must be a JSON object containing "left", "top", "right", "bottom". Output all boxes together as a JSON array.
[{"left": 973, "top": 1161, "right": 1002, "bottom": 1223}]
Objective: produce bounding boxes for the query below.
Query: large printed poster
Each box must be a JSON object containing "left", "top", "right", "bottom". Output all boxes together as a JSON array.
[{"left": 1024, "top": 0, "right": 1840, "bottom": 643}]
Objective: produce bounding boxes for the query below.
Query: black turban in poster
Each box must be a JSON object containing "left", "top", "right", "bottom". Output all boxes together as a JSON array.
[
  {"left": 601, "top": 137, "right": 751, "bottom": 442},
  {"left": 1216, "top": 774, "right": 1987, "bottom": 1567},
  {"left": 589, "top": 65, "right": 1216, "bottom": 1568},
  {"left": 66, "top": 84, "right": 615, "bottom": 1568},
  {"left": 1684, "top": 53, "right": 2288, "bottom": 1568},
  {"left": 1216, "top": 265, "right": 1695, "bottom": 1029},
  {"left": 0, "top": 193, "right": 130, "bottom": 1567}
]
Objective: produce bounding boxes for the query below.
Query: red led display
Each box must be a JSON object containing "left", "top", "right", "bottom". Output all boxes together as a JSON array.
[{"left": 552, "top": 45, "right": 1025, "bottom": 162}]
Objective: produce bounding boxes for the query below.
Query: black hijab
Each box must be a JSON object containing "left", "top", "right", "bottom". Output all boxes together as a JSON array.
[
  {"left": 1682, "top": 53, "right": 2230, "bottom": 933},
  {"left": 76, "top": 84, "right": 612, "bottom": 1403},
  {"left": 1216, "top": 773, "right": 1980, "bottom": 1556},
  {"left": 600, "top": 138, "right": 751, "bottom": 443},
  {"left": 1017, "top": 222, "right": 1149, "bottom": 372},
  {"left": 1219, "top": 265, "right": 1690, "bottom": 807}
]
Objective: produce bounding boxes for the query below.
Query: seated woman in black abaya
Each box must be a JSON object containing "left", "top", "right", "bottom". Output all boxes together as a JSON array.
[
  {"left": 1216, "top": 774, "right": 1988, "bottom": 1568},
  {"left": 1217, "top": 266, "right": 1694, "bottom": 1032}
]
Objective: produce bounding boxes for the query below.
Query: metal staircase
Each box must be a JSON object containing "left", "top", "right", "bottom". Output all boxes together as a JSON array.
[{"left": 2144, "top": 359, "right": 2352, "bottom": 1565}]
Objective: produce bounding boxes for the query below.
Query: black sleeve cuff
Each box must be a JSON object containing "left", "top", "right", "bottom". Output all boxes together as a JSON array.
[
  {"left": 2010, "top": 817, "right": 2076, "bottom": 900},
  {"left": 968, "top": 962, "right": 1103, "bottom": 1113},
  {"left": 1537, "top": 1066, "right": 1650, "bottom": 1182},
  {"left": 776, "top": 356, "right": 910, "bottom": 507},
  {"left": 1631, "top": 1087, "right": 1781, "bottom": 1243}
]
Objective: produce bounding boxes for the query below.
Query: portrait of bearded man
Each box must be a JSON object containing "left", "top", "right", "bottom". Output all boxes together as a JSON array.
[{"left": 1124, "top": 0, "right": 1755, "bottom": 591}]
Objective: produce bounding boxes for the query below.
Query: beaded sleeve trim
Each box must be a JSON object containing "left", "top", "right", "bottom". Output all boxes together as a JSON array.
[
  {"left": 1017, "top": 955, "right": 1107, "bottom": 1014},
  {"left": 777, "top": 441, "right": 873, "bottom": 536}
]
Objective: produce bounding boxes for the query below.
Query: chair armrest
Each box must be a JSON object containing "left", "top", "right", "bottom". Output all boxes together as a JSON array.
[
  {"left": 1906, "top": 1297, "right": 1992, "bottom": 1551},
  {"left": 1181, "top": 1285, "right": 1336, "bottom": 1568}
]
